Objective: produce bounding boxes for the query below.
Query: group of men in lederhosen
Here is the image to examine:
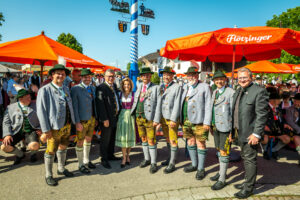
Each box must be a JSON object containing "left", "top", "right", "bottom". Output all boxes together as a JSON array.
[{"left": 3, "top": 63, "right": 300, "bottom": 199}]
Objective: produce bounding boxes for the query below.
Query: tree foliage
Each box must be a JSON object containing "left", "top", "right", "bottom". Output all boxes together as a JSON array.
[
  {"left": 151, "top": 72, "right": 160, "bottom": 84},
  {"left": 126, "top": 61, "right": 143, "bottom": 72},
  {"left": 266, "top": 6, "right": 300, "bottom": 64},
  {"left": 0, "top": 12, "right": 5, "bottom": 41},
  {"left": 57, "top": 33, "right": 83, "bottom": 53}
]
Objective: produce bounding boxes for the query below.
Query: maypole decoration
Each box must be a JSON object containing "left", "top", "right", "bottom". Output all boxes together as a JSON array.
[
  {"left": 129, "top": 0, "right": 139, "bottom": 91},
  {"left": 109, "top": 0, "right": 155, "bottom": 91}
]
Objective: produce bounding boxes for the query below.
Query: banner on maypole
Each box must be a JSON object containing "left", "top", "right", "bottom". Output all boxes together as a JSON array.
[
  {"left": 118, "top": 21, "right": 128, "bottom": 33},
  {"left": 141, "top": 24, "right": 150, "bottom": 35}
]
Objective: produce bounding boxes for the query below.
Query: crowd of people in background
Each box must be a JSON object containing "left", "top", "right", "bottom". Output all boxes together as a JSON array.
[{"left": 0, "top": 65, "right": 300, "bottom": 199}]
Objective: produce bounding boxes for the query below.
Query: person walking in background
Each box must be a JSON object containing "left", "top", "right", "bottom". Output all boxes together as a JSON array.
[
  {"left": 30, "top": 71, "right": 41, "bottom": 88},
  {"left": 232, "top": 67, "right": 268, "bottom": 199},
  {"left": 96, "top": 69, "right": 121, "bottom": 169},
  {"left": 7, "top": 74, "right": 19, "bottom": 104},
  {"left": 115, "top": 78, "right": 136, "bottom": 168}
]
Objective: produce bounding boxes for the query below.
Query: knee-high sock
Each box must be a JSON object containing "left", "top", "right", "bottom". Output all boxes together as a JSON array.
[
  {"left": 8, "top": 147, "right": 24, "bottom": 158},
  {"left": 83, "top": 142, "right": 91, "bottom": 164},
  {"left": 56, "top": 149, "right": 67, "bottom": 172},
  {"left": 169, "top": 146, "right": 178, "bottom": 165},
  {"left": 197, "top": 149, "right": 207, "bottom": 171},
  {"left": 76, "top": 146, "right": 84, "bottom": 167},
  {"left": 149, "top": 145, "right": 157, "bottom": 164},
  {"left": 187, "top": 145, "right": 197, "bottom": 167},
  {"left": 44, "top": 153, "right": 54, "bottom": 177},
  {"left": 296, "top": 146, "right": 300, "bottom": 160},
  {"left": 142, "top": 142, "right": 150, "bottom": 161},
  {"left": 219, "top": 156, "right": 229, "bottom": 182},
  {"left": 272, "top": 140, "right": 286, "bottom": 152}
]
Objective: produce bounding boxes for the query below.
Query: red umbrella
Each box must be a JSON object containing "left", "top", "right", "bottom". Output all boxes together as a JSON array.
[{"left": 161, "top": 26, "right": 300, "bottom": 83}]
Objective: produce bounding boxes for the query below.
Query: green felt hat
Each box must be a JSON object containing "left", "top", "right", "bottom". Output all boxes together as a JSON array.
[
  {"left": 184, "top": 66, "right": 200, "bottom": 74},
  {"left": 212, "top": 71, "right": 226, "bottom": 80},
  {"left": 160, "top": 66, "right": 176, "bottom": 74},
  {"left": 139, "top": 67, "right": 154, "bottom": 75},
  {"left": 17, "top": 89, "right": 30, "bottom": 99},
  {"left": 81, "top": 68, "right": 94, "bottom": 76},
  {"left": 49, "top": 64, "right": 70, "bottom": 76},
  {"left": 116, "top": 71, "right": 122, "bottom": 76}
]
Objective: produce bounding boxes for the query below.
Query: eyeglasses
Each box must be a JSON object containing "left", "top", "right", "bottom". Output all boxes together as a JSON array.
[
  {"left": 238, "top": 77, "right": 249, "bottom": 81},
  {"left": 106, "top": 75, "right": 115, "bottom": 78}
]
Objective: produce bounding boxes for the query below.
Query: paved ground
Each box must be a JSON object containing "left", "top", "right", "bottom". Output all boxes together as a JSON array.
[{"left": 0, "top": 134, "right": 300, "bottom": 200}]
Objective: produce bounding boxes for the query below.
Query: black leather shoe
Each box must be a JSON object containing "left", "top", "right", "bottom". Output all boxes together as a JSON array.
[
  {"left": 13, "top": 154, "right": 25, "bottom": 165},
  {"left": 234, "top": 189, "right": 253, "bottom": 199},
  {"left": 263, "top": 151, "right": 270, "bottom": 160},
  {"left": 234, "top": 183, "right": 244, "bottom": 190},
  {"left": 120, "top": 164, "right": 125, "bottom": 168},
  {"left": 149, "top": 164, "right": 158, "bottom": 174},
  {"left": 57, "top": 169, "right": 74, "bottom": 177},
  {"left": 101, "top": 160, "right": 112, "bottom": 169},
  {"left": 30, "top": 154, "right": 38, "bottom": 163},
  {"left": 272, "top": 151, "right": 279, "bottom": 160},
  {"left": 161, "top": 158, "right": 170, "bottom": 166},
  {"left": 79, "top": 165, "right": 90, "bottom": 174},
  {"left": 108, "top": 156, "right": 121, "bottom": 161},
  {"left": 195, "top": 169, "right": 206, "bottom": 180},
  {"left": 183, "top": 164, "right": 197, "bottom": 173},
  {"left": 211, "top": 181, "right": 227, "bottom": 190},
  {"left": 126, "top": 161, "right": 130, "bottom": 165},
  {"left": 45, "top": 176, "right": 58, "bottom": 186},
  {"left": 140, "top": 160, "right": 151, "bottom": 168},
  {"left": 210, "top": 173, "right": 220, "bottom": 181},
  {"left": 86, "top": 162, "right": 96, "bottom": 169},
  {"left": 163, "top": 164, "right": 176, "bottom": 174}
]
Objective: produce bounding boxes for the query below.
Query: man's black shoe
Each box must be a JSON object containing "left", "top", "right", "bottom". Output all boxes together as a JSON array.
[
  {"left": 45, "top": 176, "right": 58, "bottom": 186},
  {"left": 234, "top": 189, "right": 253, "bottom": 199},
  {"left": 86, "top": 162, "right": 96, "bottom": 169},
  {"left": 79, "top": 165, "right": 90, "bottom": 174},
  {"left": 30, "top": 154, "right": 38, "bottom": 163},
  {"left": 101, "top": 160, "right": 112, "bottom": 169},
  {"left": 263, "top": 151, "right": 270, "bottom": 160},
  {"left": 211, "top": 181, "right": 227, "bottom": 190},
  {"left": 163, "top": 164, "right": 176, "bottom": 174},
  {"left": 13, "top": 154, "right": 25, "bottom": 165},
  {"left": 57, "top": 169, "right": 74, "bottom": 177},
  {"left": 195, "top": 169, "right": 206, "bottom": 180},
  {"left": 149, "top": 164, "right": 158, "bottom": 174},
  {"left": 108, "top": 156, "right": 121, "bottom": 161},
  {"left": 234, "top": 183, "right": 244, "bottom": 190},
  {"left": 161, "top": 158, "right": 170, "bottom": 166},
  {"left": 183, "top": 164, "right": 197, "bottom": 173},
  {"left": 210, "top": 173, "right": 220, "bottom": 181},
  {"left": 139, "top": 160, "right": 151, "bottom": 168},
  {"left": 272, "top": 151, "right": 279, "bottom": 160}
]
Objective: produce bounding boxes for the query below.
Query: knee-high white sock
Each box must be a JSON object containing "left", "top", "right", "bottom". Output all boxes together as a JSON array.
[
  {"left": 83, "top": 142, "right": 91, "bottom": 164},
  {"left": 197, "top": 149, "right": 207, "bottom": 171},
  {"left": 149, "top": 145, "right": 157, "bottom": 164},
  {"left": 76, "top": 146, "right": 84, "bottom": 167},
  {"left": 56, "top": 149, "right": 67, "bottom": 172},
  {"left": 142, "top": 142, "right": 150, "bottom": 161},
  {"left": 219, "top": 156, "right": 229, "bottom": 182},
  {"left": 44, "top": 153, "right": 54, "bottom": 177}
]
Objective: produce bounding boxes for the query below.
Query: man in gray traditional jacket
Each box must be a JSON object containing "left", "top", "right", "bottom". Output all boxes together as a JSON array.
[
  {"left": 37, "top": 64, "right": 75, "bottom": 186},
  {"left": 180, "top": 66, "right": 212, "bottom": 180},
  {"left": 154, "top": 66, "right": 182, "bottom": 174},
  {"left": 71, "top": 68, "right": 97, "bottom": 174},
  {"left": 1, "top": 89, "right": 41, "bottom": 165},
  {"left": 210, "top": 71, "right": 235, "bottom": 190}
]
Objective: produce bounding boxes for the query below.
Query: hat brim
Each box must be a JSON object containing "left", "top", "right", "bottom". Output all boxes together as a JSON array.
[
  {"left": 81, "top": 72, "right": 94, "bottom": 76},
  {"left": 160, "top": 71, "right": 176, "bottom": 75},
  {"left": 17, "top": 92, "right": 31, "bottom": 99},
  {"left": 212, "top": 75, "right": 227, "bottom": 80},
  {"left": 184, "top": 71, "right": 200, "bottom": 74},
  {"left": 140, "top": 72, "right": 154, "bottom": 75},
  {"left": 49, "top": 68, "right": 71, "bottom": 76}
]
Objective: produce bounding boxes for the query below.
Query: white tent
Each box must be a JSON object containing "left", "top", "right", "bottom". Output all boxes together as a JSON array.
[{"left": 0, "top": 64, "right": 20, "bottom": 73}]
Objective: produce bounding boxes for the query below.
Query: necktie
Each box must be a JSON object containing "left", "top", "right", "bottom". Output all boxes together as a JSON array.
[
  {"left": 58, "top": 87, "right": 65, "bottom": 98},
  {"left": 140, "top": 84, "right": 147, "bottom": 102},
  {"left": 164, "top": 84, "right": 168, "bottom": 92}
]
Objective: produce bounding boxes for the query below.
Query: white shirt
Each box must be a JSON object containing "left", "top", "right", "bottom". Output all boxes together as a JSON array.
[{"left": 105, "top": 81, "right": 120, "bottom": 112}]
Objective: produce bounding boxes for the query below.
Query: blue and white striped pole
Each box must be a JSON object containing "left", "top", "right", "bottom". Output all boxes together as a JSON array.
[{"left": 129, "top": 0, "right": 139, "bottom": 91}]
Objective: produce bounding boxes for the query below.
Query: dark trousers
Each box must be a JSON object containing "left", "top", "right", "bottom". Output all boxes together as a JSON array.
[
  {"left": 99, "top": 125, "right": 117, "bottom": 161},
  {"left": 239, "top": 141, "right": 258, "bottom": 191}
]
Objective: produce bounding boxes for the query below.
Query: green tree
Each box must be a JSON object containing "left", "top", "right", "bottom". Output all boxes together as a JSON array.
[
  {"left": 57, "top": 33, "right": 83, "bottom": 53},
  {"left": 126, "top": 61, "right": 143, "bottom": 72},
  {"left": 0, "top": 12, "right": 5, "bottom": 41},
  {"left": 266, "top": 6, "right": 300, "bottom": 64},
  {"left": 151, "top": 72, "right": 160, "bottom": 84}
]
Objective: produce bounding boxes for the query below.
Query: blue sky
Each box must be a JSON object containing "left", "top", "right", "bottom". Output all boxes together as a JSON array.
[{"left": 0, "top": 0, "right": 299, "bottom": 70}]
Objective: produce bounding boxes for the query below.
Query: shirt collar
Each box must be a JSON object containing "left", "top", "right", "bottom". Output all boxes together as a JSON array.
[
  {"left": 81, "top": 82, "right": 89, "bottom": 88},
  {"left": 18, "top": 102, "right": 28, "bottom": 109},
  {"left": 143, "top": 82, "right": 151, "bottom": 88},
  {"left": 105, "top": 81, "right": 113, "bottom": 88},
  {"left": 218, "top": 86, "right": 225, "bottom": 93},
  {"left": 51, "top": 82, "right": 63, "bottom": 90}
]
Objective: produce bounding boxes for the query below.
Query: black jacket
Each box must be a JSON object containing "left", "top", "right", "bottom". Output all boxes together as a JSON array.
[
  {"left": 232, "top": 83, "right": 269, "bottom": 143},
  {"left": 95, "top": 82, "right": 121, "bottom": 127}
]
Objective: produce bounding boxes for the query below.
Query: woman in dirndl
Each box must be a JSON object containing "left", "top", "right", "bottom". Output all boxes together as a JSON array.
[{"left": 115, "top": 78, "right": 136, "bottom": 168}]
